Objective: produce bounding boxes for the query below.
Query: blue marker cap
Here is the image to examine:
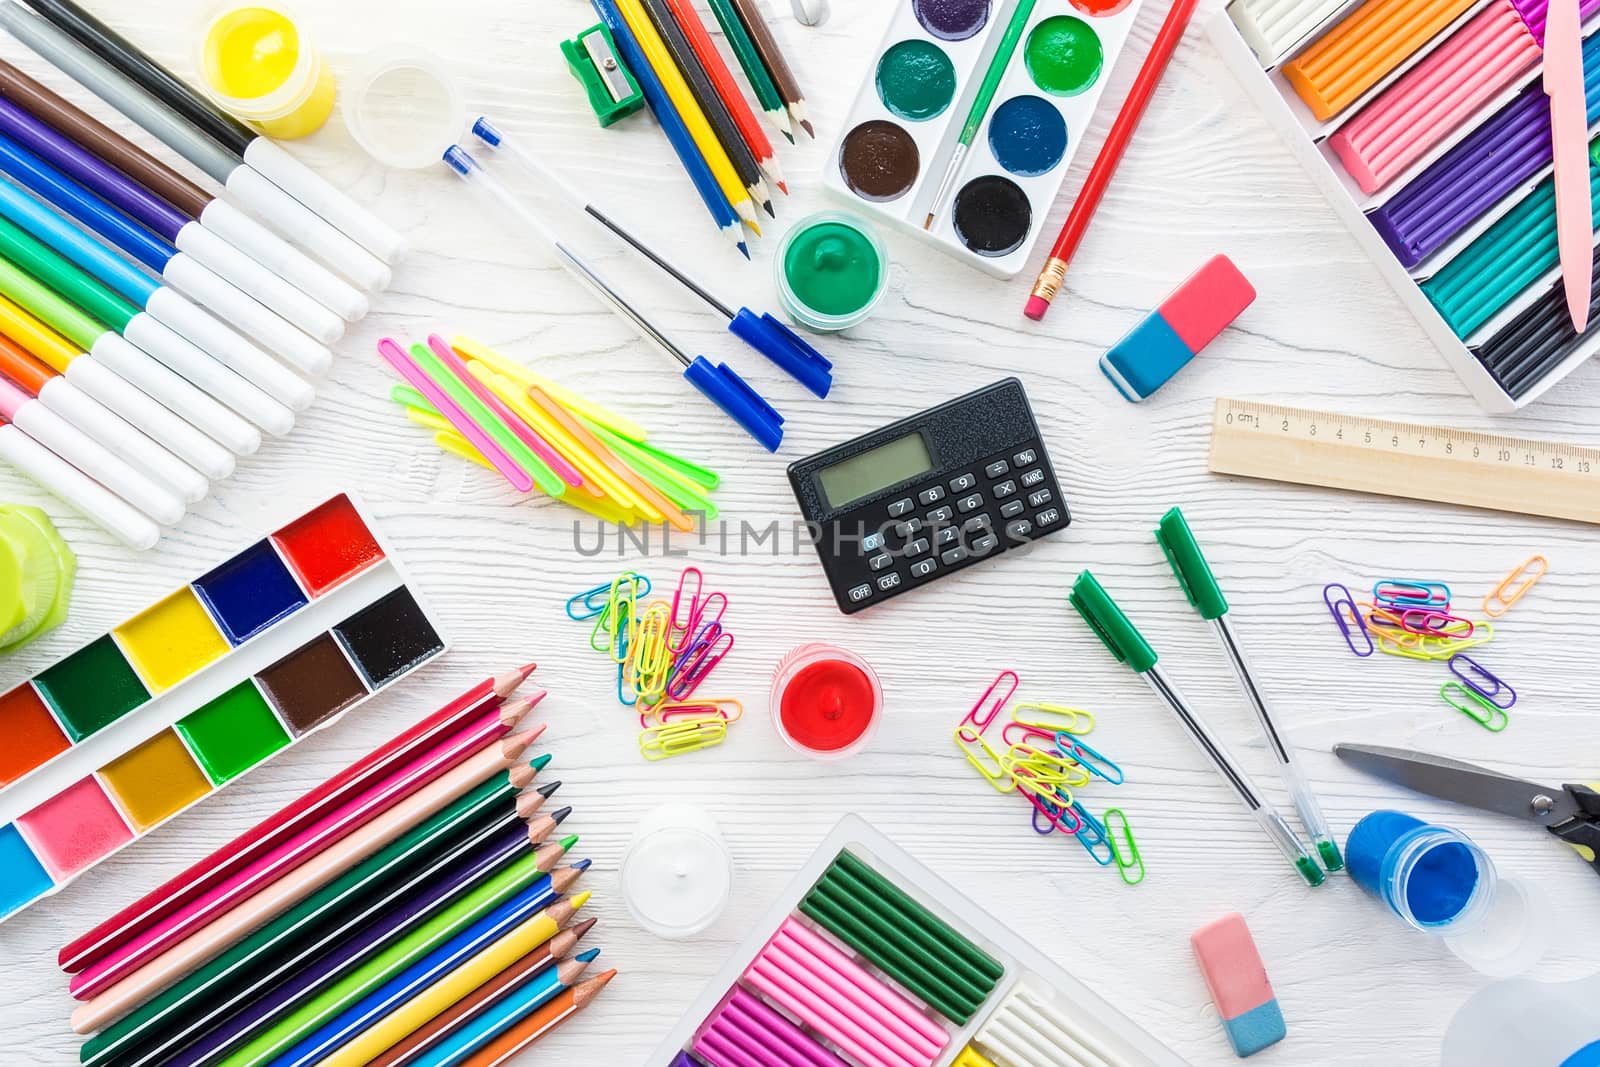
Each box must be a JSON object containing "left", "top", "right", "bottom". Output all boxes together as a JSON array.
[
  {"left": 682, "top": 356, "right": 784, "bottom": 451},
  {"left": 728, "top": 309, "right": 833, "bottom": 398},
  {"left": 442, "top": 145, "right": 473, "bottom": 177}
]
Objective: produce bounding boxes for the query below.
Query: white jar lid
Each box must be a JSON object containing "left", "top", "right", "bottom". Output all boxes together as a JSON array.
[
  {"left": 1442, "top": 876, "right": 1552, "bottom": 977},
  {"left": 341, "top": 44, "right": 463, "bottom": 169},
  {"left": 621, "top": 803, "right": 733, "bottom": 939}
]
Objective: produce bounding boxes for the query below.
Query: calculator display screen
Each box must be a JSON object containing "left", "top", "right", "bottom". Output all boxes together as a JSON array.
[{"left": 816, "top": 432, "right": 933, "bottom": 509}]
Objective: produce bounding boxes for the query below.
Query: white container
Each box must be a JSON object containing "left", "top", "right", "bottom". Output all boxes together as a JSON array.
[
  {"left": 620, "top": 803, "right": 733, "bottom": 939},
  {"left": 341, "top": 44, "right": 464, "bottom": 170}
]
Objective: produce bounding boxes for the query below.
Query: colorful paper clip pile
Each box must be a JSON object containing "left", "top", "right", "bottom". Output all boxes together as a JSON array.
[
  {"left": 567, "top": 566, "right": 740, "bottom": 759},
  {"left": 952, "top": 670, "right": 1142, "bottom": 885},
  {"left": 1322, "top": 556, "right": 1545, "bottom": 733},
  {"left": 379, "top": 333, "right": 721, "bottom": 527}
]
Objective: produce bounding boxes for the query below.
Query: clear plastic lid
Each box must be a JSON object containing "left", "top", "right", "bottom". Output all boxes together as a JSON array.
[
  {"left": 620, "top": 803, "right": 733, "bottom": 939},
  {"left": 1441, "top": 875, "right": 1553, "bottom": 977},
  {"left": 340, "top": 44, "right": 463, "bottom": 169}
]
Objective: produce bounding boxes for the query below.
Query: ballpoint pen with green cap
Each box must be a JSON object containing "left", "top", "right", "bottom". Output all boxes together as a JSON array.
[
  {"left": 1155, "top": 506, "right": 1345, "bottom": 874},
  {"left": 1070, "top": 569, "right": 1326, "bottom": 887}
]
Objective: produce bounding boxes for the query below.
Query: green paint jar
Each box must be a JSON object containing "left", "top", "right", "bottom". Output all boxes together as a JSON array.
[{"left": 775, "top": 211, "right": 889, "bottom": 332}]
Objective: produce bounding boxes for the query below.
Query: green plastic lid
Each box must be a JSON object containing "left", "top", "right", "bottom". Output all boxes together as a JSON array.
[
  {"left": 1155, "top": 506, "right": 1229, "bottom": 620},
  {"left": 1069, "top": 571, "right": 1157, "bottom": 673},
  {"left": 0, "top": 504, "right": 75, "bottom": 652}
]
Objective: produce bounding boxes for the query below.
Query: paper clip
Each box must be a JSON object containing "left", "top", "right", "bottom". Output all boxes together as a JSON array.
[
  {"left": 667, "top": 566, "right": 705, "bottom": 651},
  {"left": 566, "top": 579, "right": 611, "bottom": 621},
  {"left": 1363, "top": 603, "right": 1409, "bottom": 632},
  {"left": 629, "top": 601, "right": 672, "bottom": 688},
  {"left": 1055, "top": 734, "right": 1124, "bottom": 785},
  {"left": 1441, "top": 682, "right": 1509, "bottom": 732},
  {"left": 955, "top": 726, "right": 1015, "bottom": 793},
  {"left": 1006, "top": 744, "right": 1091, "bottom": 788},
  {"left": 1398, "top": 608, "right": 1474, "bottom": 639},
  {"left": 592, "top": 573, "right": 642, "bottom": 655},
  {"left": 1103, "top": 808, "right": 1144, "bottom": 885},
  {"left": 1028, "top": 791, "right": 1081, "bottom": 835},
  {"left": 1323, "top": 583, "right": 1374, "bottom": 657},
  {"left": 1011, "top": 702, "right": 1095, "bottom": 736},
  {"left": 640, "top": 717, "right": 728, "bottom": 760},
  {"left": 962, "top": 670, "right": 1019, "bottom": 733},
  {"left": 1484, "top": 554, "right": 1548, "bottom": 618},
  {"left": 666, "top": 621, "right": 732, "bottom": 700},
  {"left": 1001, "top": 721, "right": 1064, "bottom": 749},
  {"left": 1374, "top": 579, "right": 1450, "bottom": 609},
  {"left": 1012, "top": 765, "right": 1073, "bottom": 806},
  {"left": 1072, "top": 803, "right": 1115, "bottom": 865},
  {"left": 1449, "top": 654, "right": 1515, "bottom": 709},
  {"left": 617, "top": 659, "right": 638, "bottom": 707}
]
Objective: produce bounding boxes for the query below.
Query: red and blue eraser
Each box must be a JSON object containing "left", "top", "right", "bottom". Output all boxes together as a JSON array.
[
  {"left": 1191, "top": 912, "right": 1285, "bottom": 1058},
  {"left": 1099, "top": 255, "right": 1255, "bottom": 402}
]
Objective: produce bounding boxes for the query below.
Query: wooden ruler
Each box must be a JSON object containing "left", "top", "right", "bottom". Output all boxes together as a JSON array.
[{"left": 1207, "top": 398, "right": 1600, "bottom": 524}]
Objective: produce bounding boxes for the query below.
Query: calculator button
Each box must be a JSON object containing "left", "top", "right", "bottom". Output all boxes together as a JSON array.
[
  {"left": 985, "top": 460, "right": 1010, "bottom": 479},
  {"left": 949, "top": 473, "right": 977, "bottom": 493},
  {"left": 971, "top": 533, "right": 999, "bottom": 556},
  {"left": 936, "top": 526, "right": 960, "bottom": 547},
  {"left": 926, "top": 505, "right": 953, "bottom": 525},
  {"left": 1036, "top": 508, "right": 1062, "bottom": 526},
  {"left": 957, "top": 493, "right": 984, "bottom": 513},
  {"left": 876, "top": 572, "right": 902, "bottom": 592},
  {"left": 1005, "top": 519, "right": 1034, "bottom": 541},
  {"left": 893, "top": 517, "right": 923, "bottom": 538},
  {"left": 909, "top": 558, "right": 937, "bottom": 579},
  {"left": 1000, "top": 500, "right": 1025, "bottom": 518},
  {"left": 869, "top": 553, "right": 893, "bottom": 571},
  {"left": 847, "top": 583, "right": 872, "bottom": 603},
  {"left": 941, "top": 546, "right": 970, "bottom": 566},
  {"left": 906, "top": 537, "right": 930, "bottom": 557},
  {"left": 862, "top": 531, "right": 885, "bottom": 553},
  {"left": 1021, "top": 468, "right": 1046, "bottom": 488},
  {"left": 918, "top": 486, "right": 945, "bottom": 506},
  {"left": 993, "top": 479, "right": 1017, "bottom": 498},
  {"left": 888, "top": 498, "right": 913, "bottom": 518},
  {"left": 1013, "top": 448, "right": 1037, "bottom": 466},
  {"left": 1027, "top": 488, "right": 1052, "bottom": 508},
  {"left": 962, "top": 514, "right": 992, "bottom": 533}
]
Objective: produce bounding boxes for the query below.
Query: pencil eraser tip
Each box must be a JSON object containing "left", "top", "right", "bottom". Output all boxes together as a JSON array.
[{"left": 1023, "top": 296, "right": 1049, "bottom": 320}]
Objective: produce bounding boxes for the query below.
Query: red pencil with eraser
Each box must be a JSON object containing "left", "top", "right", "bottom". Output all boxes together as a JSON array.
[{"left": 1025, "top": 0, "right": 1199, "bottom": 321}]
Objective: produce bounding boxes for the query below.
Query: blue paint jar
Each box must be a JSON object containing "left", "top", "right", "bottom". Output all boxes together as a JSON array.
[{"left": 1346, "top": 811, "right": 1551, "bottom": 975}]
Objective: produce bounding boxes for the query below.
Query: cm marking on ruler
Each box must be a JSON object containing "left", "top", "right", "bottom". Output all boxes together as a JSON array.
[{"left": 1208, "top": 398, "right": 1600, "bottom": 524}]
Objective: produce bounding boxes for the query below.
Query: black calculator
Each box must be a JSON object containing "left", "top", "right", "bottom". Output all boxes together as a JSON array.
[{"left": 787, "top": 378, "right": 1071, "bottom": 614}]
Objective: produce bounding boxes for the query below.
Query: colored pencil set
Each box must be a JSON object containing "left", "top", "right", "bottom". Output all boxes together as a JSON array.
[
  {"left": 1218, "top": 0, "right": 1600, "bottom": 407},
  {"left": 566, "top": 566, "right": 740, "bottom": 759},
  {"left": 588, "top": 0, "right": 812, "bottom": 255},
  {"left": 657, "top": 817, "right": 1183, "bottom": 1067},
  {"left": 383, "top": 333, "right": 723, "bottom": 527},
  {"left": 51, "top": 665, "right": 616, "bottom": 1065},
  {"left": 0, "top": 0, "right": 406, "bottom": 546}
]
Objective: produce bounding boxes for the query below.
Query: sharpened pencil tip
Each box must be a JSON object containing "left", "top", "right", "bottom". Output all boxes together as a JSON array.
[
  {"left": 531, "top": 752, "right": 553, "bottom": 771},
  {"left": 777, "top": 181, "right": 789, "bottom": 195},
  {"left": 762, "top": 201, "right": 775, "bottom": 218},
  {"left": 536, "top": 779, "right": 563, "bottom": 799},
  {"left": 573, "top": 857, "right": 593, "bottom": 872},
  {"left": 800, "top": 119, "right": 815, "bottom": 138},
  {"left": 551, "top": 805, "right": 573, "bottom": 825},
  {"left": 738, "top": 242, "right": 751, "bottom": 260},
  {"left": 560, "top": 833, "right": 579, "bottom": 850},
  {"left": 782, "top": 131, "right": 795, "bottom": 143},
  {"left": 577, "top": 947, "right": 601, "bottom": 962}
]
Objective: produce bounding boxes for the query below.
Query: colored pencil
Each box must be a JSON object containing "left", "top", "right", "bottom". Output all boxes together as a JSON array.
[
  {"left": 608, "top": 0, "right": 762, "bottom": 227},
  {"left": 318, "top": 941, "right": 598, "bottom": 1066},
  {"left": 589, "top": 0, "right": 748, "bottom": 255},
  {"left": 0, "top": 129, "right": 331, "bottom": 377},
  {"left": 71, "top": 745, "right": 555, "bottom": 1031},
  {"left": 224, "top": 884, "right": 584, "bottom": 1067},
  {"left": 367, "top": 920, "right": 597, "bottom": 1067},
  {"left": 17, "top": 0, "right": 405, "bottom": 263},
  {"left": 457, "top": 971, "right": 618, "bottom": 1066},
  {"left": 707, "top": 0, "right": 794, "bottom": 140},
  {"left": 0, "top": 197, "right": 311, "bottom": 421},
  {"left": 77, "top": 779, "right": 550, "bottom": 1067},
  {"left": 641, "top": 0, "right": 773, "bottom": 215},
  {"left": 0, "top": 242, "right": 261, "bottom": 456},
  {"left": 59, "top": 670, "right": 534, "bottom": 975},
  {"left": 399, "top": 950, "right": 598, "bottom": 1067},
  {"left": 729, "top": 0, "right": 813, "bottom": 137},
  {"left": 70, "top": 714, "right": 547, "bottom": 1001},
  {"left": 1024, "top": 0, "right": 1198, "bottom": 320},
  {"left": 0, "top": 58, "right": 367, "bottom": 322},
  {"left": 664, "top": 0, "right": 785, "bottom": 192},
  {"left": 0, "top": 304, "right": 207, "bottom": 502},
  {"left": 0, "top": 1, "right": 391, "bottom": 291}
]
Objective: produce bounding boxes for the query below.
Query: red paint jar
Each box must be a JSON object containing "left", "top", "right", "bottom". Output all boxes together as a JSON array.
[{"left": 771, "top": 643, "right": 882, "bottom": 759}]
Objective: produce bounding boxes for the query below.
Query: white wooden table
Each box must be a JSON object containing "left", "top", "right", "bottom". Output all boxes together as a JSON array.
[{"left": 2, "top": 2, "right": 1598, "bottom": 1064}]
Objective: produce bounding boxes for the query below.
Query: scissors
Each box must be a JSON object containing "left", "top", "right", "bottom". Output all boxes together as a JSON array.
[{"left": 1335, "top": 743, "right": 1600, "bottom": 877}]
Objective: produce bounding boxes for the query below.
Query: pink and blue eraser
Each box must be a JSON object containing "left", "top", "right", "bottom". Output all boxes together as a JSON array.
[
  {"left": 1099, "top": 255, "right": 1256, "bottom": 402},
  {"left": 1191, "top": 912, "right": 1286, "bottom": 1058}
]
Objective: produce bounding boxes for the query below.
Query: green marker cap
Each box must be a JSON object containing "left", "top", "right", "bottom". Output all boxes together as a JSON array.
[
  {"left": 1069, "top": 571, "right": 1157, "bottom": 673},
  {"left": 1155, "top": 506, "right": 1229, "bottom": 620}
]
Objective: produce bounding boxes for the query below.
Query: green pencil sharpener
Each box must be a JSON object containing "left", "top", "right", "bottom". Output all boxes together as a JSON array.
[
  {"left": 0, "top": 503, "right": 75, "bottom": 653},
  {"left": 562, "top": 24, "right": 645, "bottom": 127}
]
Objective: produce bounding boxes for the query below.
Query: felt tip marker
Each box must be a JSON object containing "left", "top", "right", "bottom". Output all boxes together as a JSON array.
[{"left": 0, "top": 418, "right": 160, "bottom": 547}]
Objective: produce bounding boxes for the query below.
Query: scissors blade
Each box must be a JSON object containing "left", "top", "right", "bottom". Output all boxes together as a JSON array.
[{"left": 1334, "top": 744, "right": 1580, "bottom": 827}]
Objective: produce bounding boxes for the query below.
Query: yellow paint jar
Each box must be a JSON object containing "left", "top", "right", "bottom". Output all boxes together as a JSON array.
[{"left": 198, "top": 4, "right": 336, "bottom": 139}]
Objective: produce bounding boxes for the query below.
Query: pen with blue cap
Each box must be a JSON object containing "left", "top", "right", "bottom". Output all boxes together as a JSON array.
[
  {"left": 1156, "top": 506, "right": 1344, "bottom": 874},
  {"left": 470, "top": 117, "right": 831, "bottom": 400},
  {"left": 442, "top": 145, "right": 784, "bottom": 451},
  {"left": 1070, "top": 570, "right": 1325, "bottom": 887}
]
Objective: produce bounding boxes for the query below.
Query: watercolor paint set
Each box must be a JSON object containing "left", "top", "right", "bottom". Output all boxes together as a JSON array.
[
  {"left": 0, "top": 493, "right": 447, "bottom": 922},
  {"left": 824, "top": 0, "right": 1148, "bottom": 278},
  {"left": 1209, "top": 0, "right": 1600, "bottom": 410},
  {"left": 650, "top": 815, "right": 1182, "bottom": 1067}
]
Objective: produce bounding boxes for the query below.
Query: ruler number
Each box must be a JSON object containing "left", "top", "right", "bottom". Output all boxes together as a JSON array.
[
  {"left": 1498, "top": 449, "right": 1511, "bottom": 462},
  {"left": 1553, "top": 457, "right": 1565, "bottom": 471},
  {"left": 1581, "top": 459, "right": 1593, "bottom": 473}
]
